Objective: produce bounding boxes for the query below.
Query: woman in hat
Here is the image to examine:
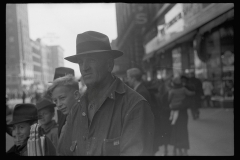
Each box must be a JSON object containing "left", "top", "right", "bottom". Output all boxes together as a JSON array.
[
  {"left": 6, "top": 104, "right": 38, "bottom": 156},
  {"left": 168, "top": 76, "right": 195, "bottom": 156},
  {"left": 36, "top": 98, "right": 58, "bottom": 149}
]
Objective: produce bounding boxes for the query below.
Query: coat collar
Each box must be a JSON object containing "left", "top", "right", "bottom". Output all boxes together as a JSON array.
[{"left": 40, "top": 120, "right": 57, "bottom": 134}]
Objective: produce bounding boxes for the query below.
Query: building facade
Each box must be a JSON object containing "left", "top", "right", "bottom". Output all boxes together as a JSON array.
[
  {"left": 143, "top": 3, "right": 234, "bottom": 107},
  {"left": 48, "top": 45, "right": 64, "bottom": 71},
  {"left": 30, "top": 39, "right": 65, "bottom": 90},
  {"left": 115, "top": 3, "right": 164, "bottom": 79},
  {"left": 6, "top": 4, "right": 33, "bottom": 95}
]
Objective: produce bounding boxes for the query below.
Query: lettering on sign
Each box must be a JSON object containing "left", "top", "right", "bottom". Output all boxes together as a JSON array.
[{"left": 135, "top": 13, "right": 147, "bottom": 24}]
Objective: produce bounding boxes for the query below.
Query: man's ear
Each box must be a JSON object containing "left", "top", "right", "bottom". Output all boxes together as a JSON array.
[{"left": 73, "top": 90, "right": 80, "bottom": 100}]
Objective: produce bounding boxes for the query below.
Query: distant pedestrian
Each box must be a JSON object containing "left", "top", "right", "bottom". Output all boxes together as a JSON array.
[
  {"left": 202, "top": 79, "right": 214, "bottom": 107},
  {"left": 168, "top": 76, "right": 195, "bottom": 156},
  {"left": 127, "top": 68, "right": 159, "bottom": 154},
  {"left": 188, "top": 72, "right": 204, "bottom": 120},
  {"left": 157, "top": 78, "right": 172, "bottom": 156},
  {"left": 22, "top": 91, "right": 26, "bottom": 104}
]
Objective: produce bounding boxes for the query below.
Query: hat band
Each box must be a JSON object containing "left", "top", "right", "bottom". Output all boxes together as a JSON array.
[{"left": 77, "top": 41, "right": 111, "bottom": 54}]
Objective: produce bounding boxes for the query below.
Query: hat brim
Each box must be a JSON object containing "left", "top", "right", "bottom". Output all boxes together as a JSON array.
[
  {"left": 64, "top": 50, "right": 123, "bottom": 63},
  {"left": 8, "top": 118, "right": 38, "bottom": 126},
  {"left": 37, "top": 104, "right": 56, "bottom": 111}
]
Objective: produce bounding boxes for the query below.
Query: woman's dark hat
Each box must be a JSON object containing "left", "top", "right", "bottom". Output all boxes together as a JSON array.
[
  {"left": 53, "top": 67, "right": 75, "bottom": 80},
  {"left": 8, "top": 104, "right": 38, "bottom": 126},
  {"left": 36, "top": 98, "right": 56, "bottom": 111},
  {"left": 64, "top": 31, "right": 123, "bottom": 63}
]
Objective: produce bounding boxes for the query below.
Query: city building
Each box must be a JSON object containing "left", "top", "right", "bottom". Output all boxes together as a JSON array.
[
  {"left": 115, "top": 3, "right": 164, "bottom": 79},
  {"left": 30, "top": 38, "right": 65, "bottom": 90},
  {"left": 143, "top": 3, "right": 234, "bottom": 107},
  {"left": 48, "top": 45, "right": 64, "bottom": 72},
  {"left": 6, "top": 4, "right": 33, "bottom": 95}
]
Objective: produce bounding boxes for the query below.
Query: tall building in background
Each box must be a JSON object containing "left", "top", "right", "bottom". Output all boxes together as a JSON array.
[
  {"left": 115, "top": 3, "right": 164, "bottom": 79},
  {"left": 6, "top": 4, "right": 33, "bottom": 94},
  {"left": 48, "top": 45, "right": 64, "bottom": 71},
  {"left": 30, "top": 38, "right": 65, "bottom": 89},
  {"left": 30, "top": 38, "right": 42, "bottom": 84}
]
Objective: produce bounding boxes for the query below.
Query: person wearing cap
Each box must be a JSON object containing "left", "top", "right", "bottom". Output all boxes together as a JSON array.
[
  {"left": 168, "top": 76, "right": 195, "bottom": 156},
  {"left": 44, "top": 67, "right": 76, "bottom": 139},
  {"left": 126, "top": 68, "right": 152, "bottom": 104},
  {"left": 59, "top": 31, "right": 154, "bottom": 156},
  {"left": 36, "top": 98, "right": 58, "bottom": 149},
  {"left": 126, "top": 67, "right": 162, "bottom": 154},
  {"left": 6, "top": 104, "right": 38, "bottom": 156}
]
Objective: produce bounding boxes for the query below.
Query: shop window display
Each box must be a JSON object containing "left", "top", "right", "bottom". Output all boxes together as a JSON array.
[{"left": 197, "top": 19, "right": 234, "bottom": 107}]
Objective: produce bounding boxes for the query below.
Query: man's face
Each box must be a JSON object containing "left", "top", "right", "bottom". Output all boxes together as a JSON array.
[
  {"left": 38, "top": 108, "right": 54, "bottom": 125},
  {"left": 52, "top": 86, "right": 76, "bottom": 115},
  {"left": 12, "top": 122, "right": 31, "bottom": 146},
  {"left": 78, "top": 56, "right": 110, "bottom": 87}
]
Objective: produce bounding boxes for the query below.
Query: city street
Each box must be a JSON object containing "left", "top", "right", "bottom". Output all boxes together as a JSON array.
[{"left": 155, "top": 108, "right": 234, "bottom": 156}]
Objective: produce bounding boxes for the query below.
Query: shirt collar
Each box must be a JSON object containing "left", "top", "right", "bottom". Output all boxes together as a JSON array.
[{"left": 80, "top": 75, "right": 126, "bottom": 109}]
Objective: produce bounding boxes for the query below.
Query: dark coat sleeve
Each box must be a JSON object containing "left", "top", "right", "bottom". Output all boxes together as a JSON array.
[
  {"left": 120, "top": 100, "right": 155, "bottom": 156},
  {"left": 57, "top": 110, "right": 67, "bottom": 137}
]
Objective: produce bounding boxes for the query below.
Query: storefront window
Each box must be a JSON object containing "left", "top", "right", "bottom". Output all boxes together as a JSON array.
[{"left": 219, "top": 21, "right": 234, "bottom": 100}]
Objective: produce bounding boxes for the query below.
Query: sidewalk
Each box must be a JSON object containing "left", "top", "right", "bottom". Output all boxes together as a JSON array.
[{"left": 155, "top": 108, "right": 234, "bottom": 156}]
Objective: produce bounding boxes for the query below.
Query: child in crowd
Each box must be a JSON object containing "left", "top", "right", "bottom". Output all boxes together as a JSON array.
[{"left": 36, "top": 98, "right": 58, "bottom": 149}]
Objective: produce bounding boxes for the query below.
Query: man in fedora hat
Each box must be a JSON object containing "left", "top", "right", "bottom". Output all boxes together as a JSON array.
[
  {"left": 58, "top": 31, "right": 154, "bottom": 156},
  {"left": 36, "top": 98, "right": 58, "bottom": 149},
  {"left": 6, "top": 104, "right": 38, "bottom": 156}
]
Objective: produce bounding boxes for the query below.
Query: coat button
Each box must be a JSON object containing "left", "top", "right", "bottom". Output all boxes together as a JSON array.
[{"left": 82, "top": 112, "right": 86, "bottom": 116}]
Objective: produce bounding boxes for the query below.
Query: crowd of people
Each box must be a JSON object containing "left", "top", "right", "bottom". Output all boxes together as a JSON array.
[{"left": 6, "top": 31, "right": 212, "bottom": 156}]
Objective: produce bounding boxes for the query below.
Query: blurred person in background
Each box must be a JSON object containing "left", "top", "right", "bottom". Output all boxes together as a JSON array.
[
  {"left": 188, "top": 72, "right": 204, "bottom": 120},
  {"left": 59, "top": 31, "right": 154, "bottom": 155},
  {"left": 22, "top": 90, "right": 26, "bottom": 104},
  {"left": 127, "top": 68, "right": 160, "bottom": 154},
  {"left": 36, "top": 98, "right": 58, "bottom": 149},
  {"left": 126, "top": 68, "right": 152, "bottom": 103},
  {"left": 156, "top": 77, "right": 172, "bottom": 156},
  {"left": 168, "top": 76, "right": 195, "bottom": 156},
  {"left": 202, "top": 79, "right": 214, "bottom": 107}
]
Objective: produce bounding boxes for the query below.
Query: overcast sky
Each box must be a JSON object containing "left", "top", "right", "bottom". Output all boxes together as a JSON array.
[{"left": 28, "top": 3, "right": 118, "bottom": 78}]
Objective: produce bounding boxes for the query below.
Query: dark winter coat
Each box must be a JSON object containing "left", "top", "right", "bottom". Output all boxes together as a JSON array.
[{"left": 57, "top": 76, "right": 155, "bottom": 156}]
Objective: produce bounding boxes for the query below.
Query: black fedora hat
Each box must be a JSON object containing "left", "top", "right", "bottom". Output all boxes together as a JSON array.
[
  {"left": 64, "top": 31, "right": 123, "bottom": 63},
  {"left": 36, "top": 98, "right": 56, "bottom": 111},
  {"left": 53, "top": 67, "right": 75, "bottom": 80},
  {"left": 8, "top": 104, "right": 38, "bottom": 126}
]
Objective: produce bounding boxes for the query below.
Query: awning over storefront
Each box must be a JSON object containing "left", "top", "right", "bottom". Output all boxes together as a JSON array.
[
  {"left": 143, "top": 3, "right": 234, "bottom": 61},
  {"left": 199, "top": 8, "right": 234, "bottom": 35},
  {"left": 142, "top": 51, "right": 155, "bottom": 61}
]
